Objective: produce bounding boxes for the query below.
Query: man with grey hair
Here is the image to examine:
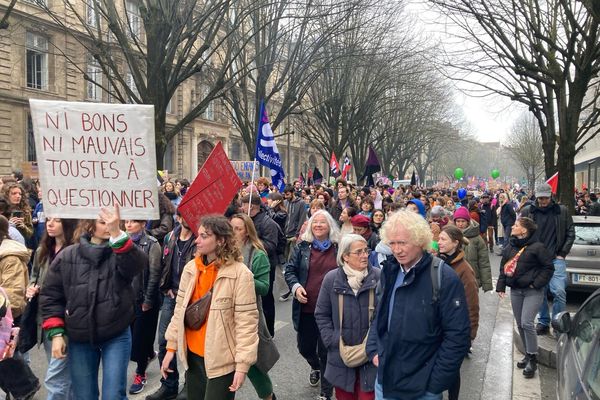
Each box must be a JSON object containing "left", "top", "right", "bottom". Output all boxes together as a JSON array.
[
  {"left": 520, "top": 182, "right": 574, "bottom": 336},
  {"left": 366, "top": 210, "right": 470, "bottom": 400}
]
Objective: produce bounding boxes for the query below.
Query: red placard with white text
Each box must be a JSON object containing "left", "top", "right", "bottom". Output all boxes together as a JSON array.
[{"left": 178, "top": 142, "right": 242, "bottom": 232}]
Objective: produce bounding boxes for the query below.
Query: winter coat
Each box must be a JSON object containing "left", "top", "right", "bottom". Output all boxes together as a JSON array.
[
  {"left": 496, "top": 235, "right": 554, "bottom": 292},
  {"left": 0, "top": 239, "right": 30, "bottom": 318},
  {"left": 500, "top": 203, "right": 516, "bottom": 228},
  {"left": 365, "top": 252, "right": 470, "bottom": 399},
  {"left": 368, "top": 242, "right": 392, "bottom": 269},
  {"left": 284, "top": 241, "right": 338, "bottom": 331},
  {"left": 245, "top": 247, "right": 271, "bottom": 296},
  {"left": 461, "top": 221, "right": 493, "bottom": 291},
  {"left": 329, "top": 199, "right": 358, "bottom": 223},
  {"left": 165, "top": 259, "right": 258, "bottom": 378},
  {"left": 160, "top": 226, "right": 196, "bottom": 293},
  {"left": 41, "top": 235, "right": 146, "bottom": 344},
  {"left": 252, "top": 209, "right": 280, "bottom": 265},
  {"left": 442, "top": 251, "right": 480, "bottom": 341},
  {"left": 267, "top": 208, "right": 287, "bottom": 234},
  {"left": 131, "top": 232, "right": 163, "bottom": 308},
  {"left": 520, "top": 201, "right": 575, "bottom": 258},
  {"left": 284, "top": 197, "right": 307, "bottom": 237},
  {"left": 315, "top": 266, "right": 380, "bottom": 393},
  {"left": 147, "top": 212, "right": 174, "bottom": 243}
]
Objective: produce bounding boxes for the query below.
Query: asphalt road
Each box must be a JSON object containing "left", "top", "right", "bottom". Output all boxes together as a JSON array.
[{"left": 17, "top": 251, "right": 594, "bottom": 400}]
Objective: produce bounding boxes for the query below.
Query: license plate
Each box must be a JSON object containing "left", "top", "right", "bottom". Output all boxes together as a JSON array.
[{"left": 572, "top": 273, "right": 600, "bottom": 286}]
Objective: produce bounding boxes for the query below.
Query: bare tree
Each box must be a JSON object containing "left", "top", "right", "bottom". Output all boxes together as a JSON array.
[
  {"left": 431, "top": 0, "right": 600, "bottom": 211},
  {"left": 505, "top": 113, "right": 545, "bottom": 190},
  {"left": 224, "top": 0, "right": 362, "bottom": 158},
  {"left": 37, "top": 0, "right": 262, "bottom": 168}
]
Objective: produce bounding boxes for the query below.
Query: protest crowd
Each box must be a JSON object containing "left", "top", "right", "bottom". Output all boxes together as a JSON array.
[{"left": 0, "top": 159, "right": 580, "bottom": 400}]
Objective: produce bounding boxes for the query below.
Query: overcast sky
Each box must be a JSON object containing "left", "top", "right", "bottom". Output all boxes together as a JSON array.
[{"left": 405, "top": 0, "right": 523, "bottom": 143}]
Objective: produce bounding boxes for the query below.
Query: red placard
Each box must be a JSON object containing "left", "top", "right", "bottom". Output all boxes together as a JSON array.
[{"left": 178, "top": 142, "right": 243, "bottom": 232}]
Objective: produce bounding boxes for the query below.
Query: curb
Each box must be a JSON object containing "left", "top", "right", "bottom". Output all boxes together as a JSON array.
[{"left": 512, "top": 325, "right": 557, "bottom": 369}]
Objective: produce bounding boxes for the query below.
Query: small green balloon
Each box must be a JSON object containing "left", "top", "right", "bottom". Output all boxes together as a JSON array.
[
  {"left": 491, "top": 169, "right": 500, "bottom": 179},
  {"left": 454, "top": 168, "right": 464, "bottom": 180}
]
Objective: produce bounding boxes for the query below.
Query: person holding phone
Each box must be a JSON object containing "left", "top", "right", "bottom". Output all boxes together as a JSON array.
[{"left": 3, "top": 183, "right": 33, "bottom": 240}]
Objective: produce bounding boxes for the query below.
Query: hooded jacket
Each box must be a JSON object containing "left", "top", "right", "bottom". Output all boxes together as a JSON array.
[
  {"left": 368, "top": 242, "right": 392, "bottom": 269},
  {"left": 407, "top": 199, "right": 426, "bottom": 219},
  {"left": 284, "top": 197, "right": 307, "bottom": 237},
  {"left": 0, "top": 239, "right": 31, "bottom": 318},
  {"left": 461, "top": 221, "right": 493, "bottom": 292}
]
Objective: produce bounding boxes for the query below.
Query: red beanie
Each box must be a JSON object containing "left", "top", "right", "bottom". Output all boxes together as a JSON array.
[
  {"left": 350, "top": 215, "right": 371, "bottom": 227},
  {"left": 453, "top": 206, "right": 470, "bottom": 222}
]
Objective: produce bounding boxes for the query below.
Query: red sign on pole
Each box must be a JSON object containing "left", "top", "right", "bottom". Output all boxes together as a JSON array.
[{"left": 178, "top": 142, "right": 242, "bottom": 232}]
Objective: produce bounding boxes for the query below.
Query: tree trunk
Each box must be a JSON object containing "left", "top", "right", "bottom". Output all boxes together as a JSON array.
[
  {"left": 155, "top": 112, "right": 167, "bottom": 170},
  {"left": 556, "top": 142, "right": 575, "bottom": 213}
]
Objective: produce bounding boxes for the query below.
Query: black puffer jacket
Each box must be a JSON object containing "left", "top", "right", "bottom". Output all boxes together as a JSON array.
[
  {"left": 131, "top": 232, "right": 162, "bottom": 308},
  {"left": 41, "top": 234, "right": 146, "bottom": 344},
  {"left": 496, "top": 235, "right": 554, "bottom": 292}
]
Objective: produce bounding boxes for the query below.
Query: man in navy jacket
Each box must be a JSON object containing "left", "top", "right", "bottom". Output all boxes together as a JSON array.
[{"left": 366, "top": 210, "right": 470, "bottom": 400}]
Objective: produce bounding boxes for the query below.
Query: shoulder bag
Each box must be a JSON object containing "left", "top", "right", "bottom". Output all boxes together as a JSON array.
[
  {"left": 184, "top": 288, "right": 212, "bottom": 330},
  {"left": 338, "top": 289, "right": 375, "bottom": 368},
  {"left": 503, "top": 246, "right": 527, "bottom": 277}
]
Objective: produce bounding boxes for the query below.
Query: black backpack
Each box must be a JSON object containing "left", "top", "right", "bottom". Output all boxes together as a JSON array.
[{"left": 430, "top": 256, "right": 444, "bottom": 303}]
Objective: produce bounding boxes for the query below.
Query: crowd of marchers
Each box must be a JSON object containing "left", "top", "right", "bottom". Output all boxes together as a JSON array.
[{"left": 0, "top": 172, "right": 575, "bottom": 400}]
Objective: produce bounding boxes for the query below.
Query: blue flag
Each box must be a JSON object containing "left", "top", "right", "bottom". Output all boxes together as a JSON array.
[{"left": 255, "top": 101, "right": 286, "bottom": 191}]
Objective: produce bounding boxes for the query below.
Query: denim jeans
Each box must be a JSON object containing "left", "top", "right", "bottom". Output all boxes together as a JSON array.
[
  {"left": 43, "top": 335, "right": 74, "bottom": 400},
  {"left": 374, "top": 378, "right": 441, "bottom": 400},
  {"left": 68, "top": 328, "right": 131, "bottom": 400},
  {"left": 537, "top": 258, "right": 568, "bottom": 327},
  {"left": 511, "top": 287, "right": 544, "bottom": 354},
  {"left": 502, "top": 225, "right": 512, "bottom": 247},
  {"left": 158, "top": 294, "right": 179, "bottom": 391}
]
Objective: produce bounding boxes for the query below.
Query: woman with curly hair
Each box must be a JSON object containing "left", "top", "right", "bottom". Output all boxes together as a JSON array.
[
  {"left": 3, "top": 183, "right": 33, "bottom": 240},
  {"left": 162, "top": 215, "right": 258, "bottom": 400}
]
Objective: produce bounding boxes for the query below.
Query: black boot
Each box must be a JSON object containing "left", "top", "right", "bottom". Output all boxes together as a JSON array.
[
  {"left": 523, "top": 354, "right": 537, "bottom": 378},
  {"left": 516, "top": 353, "right": 530, "bottom": 369}
]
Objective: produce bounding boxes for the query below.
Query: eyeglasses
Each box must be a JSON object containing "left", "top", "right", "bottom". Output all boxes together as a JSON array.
[{"left": 349, "top": 248, "right": 371, "bottom": 256}]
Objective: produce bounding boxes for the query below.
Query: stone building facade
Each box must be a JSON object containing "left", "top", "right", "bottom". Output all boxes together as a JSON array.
[{"left": 0, "top": 0, "right": 325, "bottom": 181}]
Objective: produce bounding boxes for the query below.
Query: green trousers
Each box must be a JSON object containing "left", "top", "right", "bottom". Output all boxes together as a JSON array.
[
  {"left": 186, "top": 351, "right": 235, "bottom": 400},
  {"left": 247, "top": 365, "right": 273, "bottom": 399}
]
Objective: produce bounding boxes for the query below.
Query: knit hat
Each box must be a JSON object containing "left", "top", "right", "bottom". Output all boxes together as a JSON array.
[
  {"left": 407, "top": 199, "right": 426, "bottom": 219},
  {"left": 453, "top": 206, "right": 470, "bottom": 222},
  {"left": 431, "top": 205, "right": 445, "bottom": 218},
  {"left": 350, "top": 214, "right": 370, "bottom": 227},
  {"left": 535, "top": 183, "right": 552, "bottom": 198}
]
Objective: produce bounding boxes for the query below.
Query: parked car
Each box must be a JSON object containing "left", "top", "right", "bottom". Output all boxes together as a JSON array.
[
  {"left": 553, "top": 288, "right": 600, "bottom": 400},
  {"left": 567, "top": 216, "right": 600, "bottom": 293}
]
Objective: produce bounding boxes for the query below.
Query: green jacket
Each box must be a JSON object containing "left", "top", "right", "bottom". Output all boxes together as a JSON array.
[
  {"left": 462, "top": 221, "right": 493, "bottom": 292},
  {"left": 248, "top": 248, "right": 271, "bottom": 296}
]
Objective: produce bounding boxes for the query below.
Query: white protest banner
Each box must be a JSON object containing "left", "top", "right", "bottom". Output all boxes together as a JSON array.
[
  {"left": 29, "top": 99, "right": 159, "bottom": 219},
  {"left": 230, "top": 161, "right": 259, "bottom": 182}
]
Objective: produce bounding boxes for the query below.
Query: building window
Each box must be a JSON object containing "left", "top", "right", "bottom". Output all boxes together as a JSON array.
[
  {"left": 126, "top": 0, "right": 141, "bottom": 39},
  {"left": 27, "top": 114, "right": 36, "bottom": 162},
  {"left": 230, "top": 140, "right": 241, "bottom": 160},
  {"left": 26, "top": 32, "right": 48, "bottom": 90},
  {"left": 202, "top": 86, "right": 214, "bottom": 121},
  {"left": 126, "top": 72, "right": 139, "bottom": 103},
  {"left": 86, "top": 58, "right": 102, "bottom": 101},
  {"left": 86, "top": 0, "right": 97, "bottom": 27}
]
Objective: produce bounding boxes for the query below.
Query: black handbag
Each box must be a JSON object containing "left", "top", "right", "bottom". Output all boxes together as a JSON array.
[
  {"left": 254, "top": 296, "right": 280, "bottom": 373},
  {"left": 17, "top": 281, "right": 39, "bottom": 354}
]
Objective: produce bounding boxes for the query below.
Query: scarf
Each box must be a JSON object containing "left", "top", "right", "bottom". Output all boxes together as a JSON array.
[
  {"left": 312, "top": 238, "right": 332, "bottom": 252},
  {"left": 164, "top": 191, "right": 178, "bottom": 200},
  {"left": 440, "top": 250, "right": 459, "bottom": 265},
  {"left": 342, "top": 263, "right": 369, "bottom": 295},
  {"left": 130, "top": 231, "right": 144, "bottom": 243},
  {"left": 241, "top": 241, "right": 253, "bottom": 267}
]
